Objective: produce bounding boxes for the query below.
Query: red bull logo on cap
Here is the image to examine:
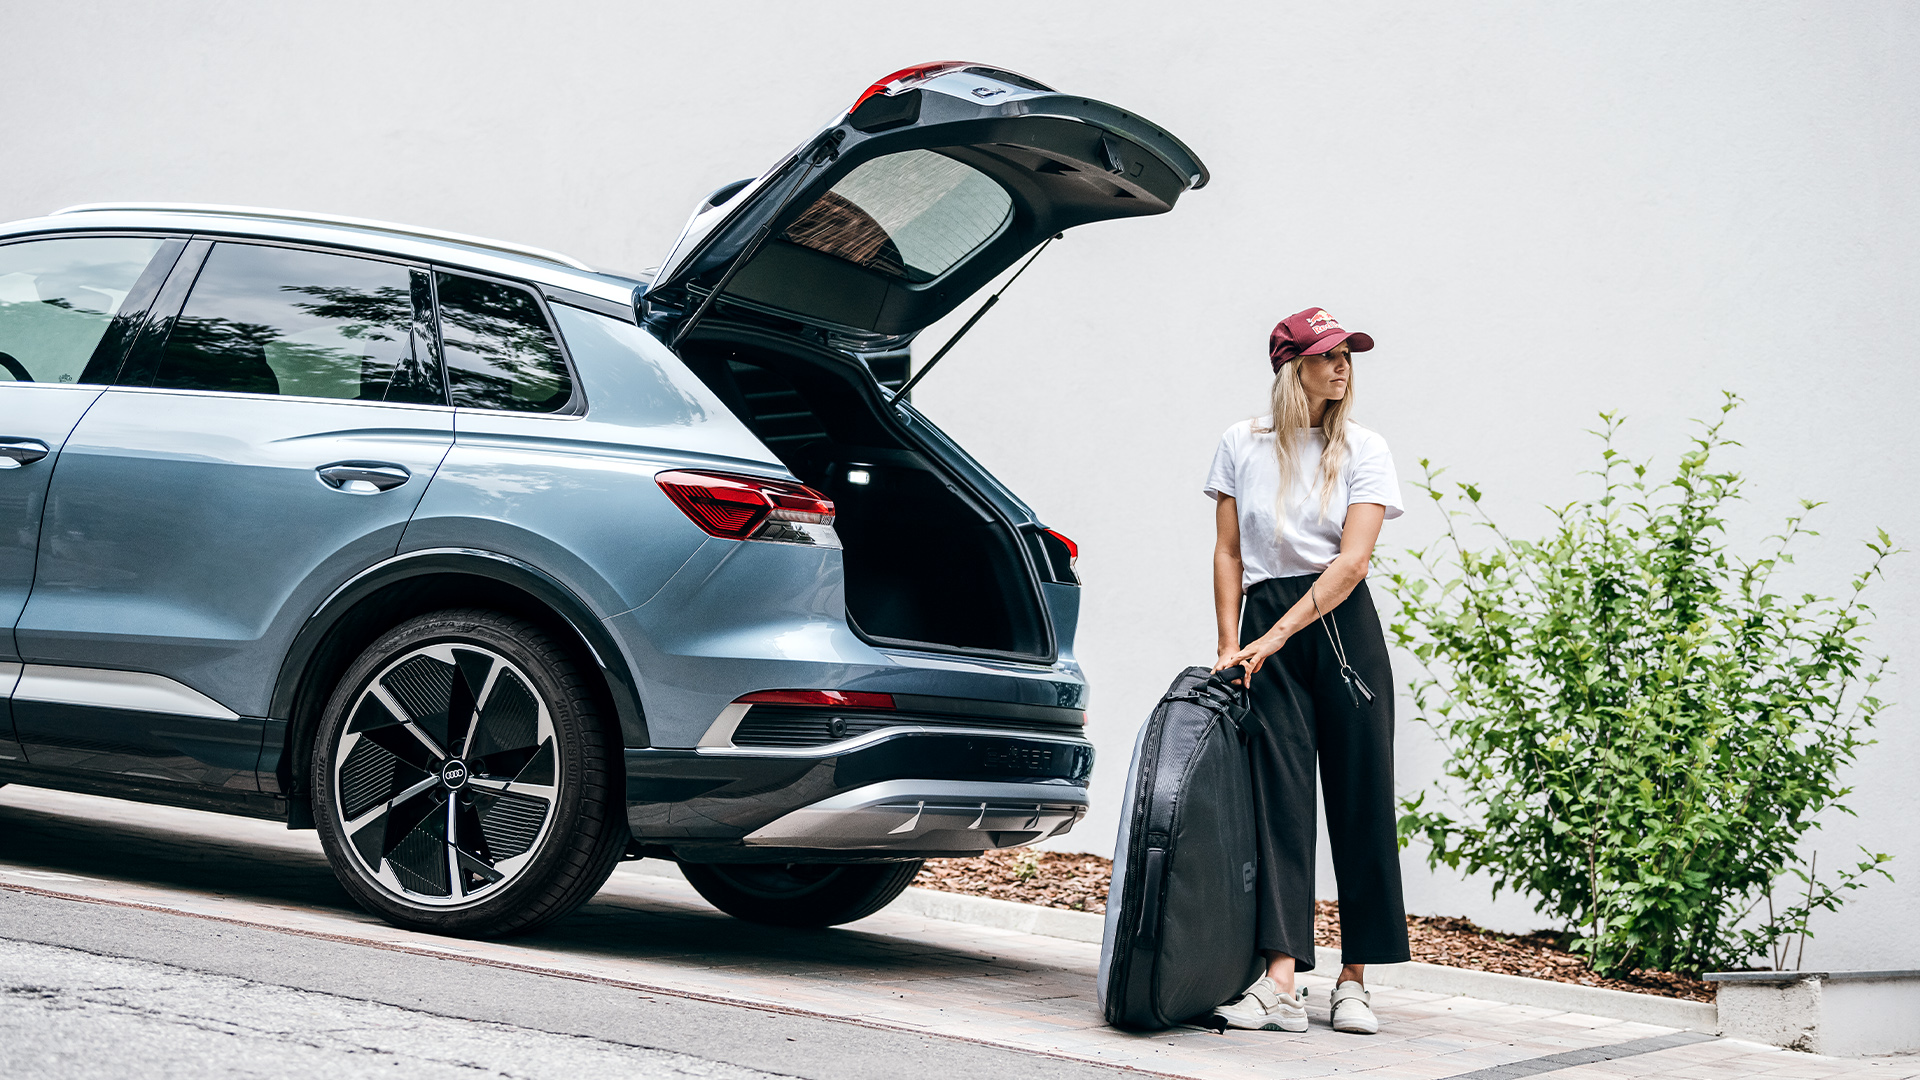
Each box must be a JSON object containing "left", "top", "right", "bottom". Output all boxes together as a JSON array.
[{"left": 1308, "top": 310, "right": 1343, "bottom": 334}]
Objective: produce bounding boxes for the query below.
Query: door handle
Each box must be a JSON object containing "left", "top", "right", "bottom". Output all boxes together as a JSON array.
[
  {"left": 316, "top": 461, "right": 411, "bottom": 494},
  {"left": 0, "top": 438, "right": 50, "bottom": 469}
]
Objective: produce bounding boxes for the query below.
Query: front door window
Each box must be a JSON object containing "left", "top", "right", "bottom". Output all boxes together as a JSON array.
[{"left": 0, "top": 236, "right": 169, "bottom": 385}]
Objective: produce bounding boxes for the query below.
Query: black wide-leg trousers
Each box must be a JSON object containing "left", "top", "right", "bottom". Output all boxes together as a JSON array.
[{"left": 1240, "top": 574, "right": 1410, "bottom": 970}]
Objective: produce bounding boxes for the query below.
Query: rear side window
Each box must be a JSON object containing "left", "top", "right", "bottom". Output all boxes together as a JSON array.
[
  {"left": 153, "top": 243, "right": 442, "bottom": 404},
  {"left": 784, "top": 149, "right": 1012, "bottom": 283},
  {"left": 0, "top": 236, "right": 168, "bottom": 385},
  {"left": 436, "top": 271, "right": 572, "bottom": 412}
]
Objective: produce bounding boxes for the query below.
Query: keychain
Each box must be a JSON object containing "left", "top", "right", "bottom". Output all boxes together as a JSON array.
[{"left": 1312, "top": 583, "right": 1375, "bottom": 709}]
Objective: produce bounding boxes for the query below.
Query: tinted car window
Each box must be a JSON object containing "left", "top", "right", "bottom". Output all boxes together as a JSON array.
[
  {"left": 437, "top": 272, "right": 572, "bottom": 412},
  {"left": 0, "top": 236, "right": 168, "bottom": 385},
  {"left": 153, "top": 243, "right": 443, "bottom": 404},
  {"left": 784, "top": 150, "right": 1012, "bottom": 283}
]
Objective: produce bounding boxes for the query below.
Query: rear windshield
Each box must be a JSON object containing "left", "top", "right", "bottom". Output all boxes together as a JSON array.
[{"left": 784, "top": 150, "right": 1012, "bottom": 283}]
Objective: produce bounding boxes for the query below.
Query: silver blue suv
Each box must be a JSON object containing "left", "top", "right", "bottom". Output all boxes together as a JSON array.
[{"left": 0, "top": 63, "right": 1206, "bottom": 936}]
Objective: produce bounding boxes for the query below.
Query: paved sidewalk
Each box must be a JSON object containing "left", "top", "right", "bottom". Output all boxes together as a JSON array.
[{"left": 1, "top": 786, "right": 1912, "bottom": 1079}]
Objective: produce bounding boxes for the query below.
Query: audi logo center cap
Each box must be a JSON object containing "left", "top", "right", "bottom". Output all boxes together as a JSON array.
[{"left": 440, "top": 760, "right": 470, "bottom": 789}]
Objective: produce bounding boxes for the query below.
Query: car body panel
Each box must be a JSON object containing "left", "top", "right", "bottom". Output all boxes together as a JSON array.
[
  {"left": 397, "top": 302, "right": 786, "bottom": 717},
  {"left": 13, "top": 388, "right": 453, "bottom": 727},
  {"left": 9, "top": 664, "right": 265, "bottom": 791},
  {"left": 0, "top": 386, "right": 103, "bottom": 664},
  {"left": 609, "top": 531, "right": 1087, "bottom": 750},
  {"left": 624, "top": 726, "right": 1092, "bottom": 849}
]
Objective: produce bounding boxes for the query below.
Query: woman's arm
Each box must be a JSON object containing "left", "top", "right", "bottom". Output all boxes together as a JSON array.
[
  {"left": 1213, "top": 495, "right": 1245, "bottom": 669},
  {"left": 1213, "top": 502, "right": 1387, "bottom": 680}
]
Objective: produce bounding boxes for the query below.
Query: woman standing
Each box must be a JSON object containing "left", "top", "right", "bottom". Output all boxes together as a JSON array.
[{"left": 1204, "top": 308, "right": 1410, "bottom": 1035}]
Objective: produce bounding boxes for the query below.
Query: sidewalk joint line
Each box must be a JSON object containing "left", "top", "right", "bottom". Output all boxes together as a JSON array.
[{"left": 1436, "top": 1030, "right": 1717, "bottom": 1079}]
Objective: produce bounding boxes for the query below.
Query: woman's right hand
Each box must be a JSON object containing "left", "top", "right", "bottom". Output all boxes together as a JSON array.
[{"left": 1214, "top": 634, "right": 1285, "bottom": 685}]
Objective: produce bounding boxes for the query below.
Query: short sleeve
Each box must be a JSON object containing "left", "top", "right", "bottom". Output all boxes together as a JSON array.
[
  {"left": 1204, "top": 428, "right": 1238, "bottom": 501},
  {"left": 1347, "top": 431, "right": 1405, "bottom": 519}
]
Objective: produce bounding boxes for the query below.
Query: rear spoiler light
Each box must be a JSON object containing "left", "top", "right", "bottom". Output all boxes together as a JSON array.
[
  {"left": 853, "top": 62, "right": 1051, "bottom": 109},
  {"left": 849, "top": 62, "right": 1058, "bottom": 128}
]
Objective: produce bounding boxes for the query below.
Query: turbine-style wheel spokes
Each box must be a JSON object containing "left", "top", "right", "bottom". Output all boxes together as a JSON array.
[{"left": 333, "top": 643, "right": 558, "bottom": 907}]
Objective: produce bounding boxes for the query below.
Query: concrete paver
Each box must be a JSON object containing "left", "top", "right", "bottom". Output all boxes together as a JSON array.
[{"left": 1, "top": 786, "right": 1913, "bottom": 1079}]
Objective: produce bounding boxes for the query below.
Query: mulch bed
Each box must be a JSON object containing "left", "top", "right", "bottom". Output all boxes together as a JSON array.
[{"left": 912, "top": 850, "right": 1714, "bottom": 1003}]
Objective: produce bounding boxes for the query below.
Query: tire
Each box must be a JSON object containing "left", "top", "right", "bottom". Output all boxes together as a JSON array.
[
  {"left": 312, "top": 609, "right": 626, "bottom": 937},
  {"left": 681, "top": 860, "right": 923, "bottom": 927}
]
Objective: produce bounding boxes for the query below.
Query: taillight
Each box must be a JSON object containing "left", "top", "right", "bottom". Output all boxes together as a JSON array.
[
  {"left": 655, "top": 470, "right": 838, "bottom": 546},
  {"left": 1044, "top": 528, "right": 1080, "bottom": 583},
  {"left": 737, "top": 689, "right": 895, "bottom": 709},
  {"left": 851, "top": 61, "right": 978, "bottom": 111}
]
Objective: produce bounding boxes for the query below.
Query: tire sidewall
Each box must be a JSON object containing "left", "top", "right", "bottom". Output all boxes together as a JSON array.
[
  {"left": 312, "top": 610, "right": 599, "bottom": 934},
  {"left": 683, "top": 860, "right": 923, "bottom": 927}
]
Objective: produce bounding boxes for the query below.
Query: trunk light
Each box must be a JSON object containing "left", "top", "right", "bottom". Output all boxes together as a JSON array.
[
  {"left": 655, "top": 470, "right": 837, "bottom": 544},
  {"left": 738, "top": 689, "right": 896, "bottom": 709},
  {"left": 846, "top": 469, "right": 871, "bottom": 485}
]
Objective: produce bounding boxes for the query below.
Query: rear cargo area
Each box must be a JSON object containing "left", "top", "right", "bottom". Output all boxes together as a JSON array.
[{"left": 677, "top": 330, "right": 1049, "bottom": 660}]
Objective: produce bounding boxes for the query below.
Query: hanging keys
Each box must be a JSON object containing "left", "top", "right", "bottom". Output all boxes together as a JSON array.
[
  {"left": 1344, "top": 667, "right": 1375, "bottom": 704},
  {"left": 1314, "top": 582, "right": 1375, "bottom": 711}
]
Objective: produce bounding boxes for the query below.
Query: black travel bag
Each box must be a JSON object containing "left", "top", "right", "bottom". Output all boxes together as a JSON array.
[{"left": 1097, "top": 666, "right": 1263, "bottom": 1030}]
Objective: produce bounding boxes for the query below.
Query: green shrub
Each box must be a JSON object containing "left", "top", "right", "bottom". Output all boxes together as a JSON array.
[{"left": 1384, "top": 397, "right": 1895, "bottom": 977}]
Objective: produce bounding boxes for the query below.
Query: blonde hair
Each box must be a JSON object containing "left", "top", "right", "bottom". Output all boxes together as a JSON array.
[{"left": 1255, "top": 357, "right": 1354, "bottom": 525}]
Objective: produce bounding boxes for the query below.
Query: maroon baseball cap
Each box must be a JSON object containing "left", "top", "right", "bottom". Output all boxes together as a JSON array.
[{"left": 1269, "top": 308, "right": 1375, "bottom": 371}]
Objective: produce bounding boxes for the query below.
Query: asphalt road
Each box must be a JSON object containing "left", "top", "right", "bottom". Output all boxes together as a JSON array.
[{"left": 0, "top": 888, "right": 1127, "bottom": 1080}]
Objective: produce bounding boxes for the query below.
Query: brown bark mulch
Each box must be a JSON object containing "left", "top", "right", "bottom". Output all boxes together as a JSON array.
[{"left": 912, "top": 850, "right": 1714, "bottom": 1003}]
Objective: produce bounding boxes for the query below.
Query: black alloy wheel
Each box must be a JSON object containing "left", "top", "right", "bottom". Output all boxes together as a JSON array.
[
  {"left": 681, "top": 860, "right": 924, "bottom": 927},
  {"left": 313, "top": 609, "right": 625, "bottom": 936}
]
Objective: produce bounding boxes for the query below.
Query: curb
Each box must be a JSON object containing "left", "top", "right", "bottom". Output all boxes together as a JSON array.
[
  {"left": 631, "top": 864, "right": 1717, "bottom": 1033},
  {"left": 887, "top": 885, "right": 1716, "bottom": 1032},
  {"left": 891, "top": 885, "right": 1108, "bottom": 944}
]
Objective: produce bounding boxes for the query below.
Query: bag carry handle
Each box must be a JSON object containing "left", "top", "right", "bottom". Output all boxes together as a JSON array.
[
  {"left": 1190, "top": 665, "right": 1250, "bottom": 717},
  {"left": 1207, "top": 664, "right": 1247, "bottom": 689}
]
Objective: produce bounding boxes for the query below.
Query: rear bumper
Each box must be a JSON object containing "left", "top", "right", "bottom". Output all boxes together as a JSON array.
[
  {"left": 743, "top": 778, "right": 1087, "bottom": 852},
  {"left": 624, "top": 726, "right": 1093, "bottom": 861}
]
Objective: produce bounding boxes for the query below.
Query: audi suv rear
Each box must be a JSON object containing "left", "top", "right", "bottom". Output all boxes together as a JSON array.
[{"left": 0, "top": 62, "right": 1205, "bottom": 934}]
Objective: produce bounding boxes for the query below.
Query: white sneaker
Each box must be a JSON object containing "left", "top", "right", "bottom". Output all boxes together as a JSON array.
[
  {"left": 1212, "top": 976, "right": 1308, "bottom": 1032},
  {"left": 1330, "top": 980, "right": 1378, "bottom": 1034}
]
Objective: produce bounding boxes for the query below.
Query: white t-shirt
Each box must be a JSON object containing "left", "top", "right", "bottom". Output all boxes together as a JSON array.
[{"left": 1204, "top": 418, "right": 1404, "bottom": 588}]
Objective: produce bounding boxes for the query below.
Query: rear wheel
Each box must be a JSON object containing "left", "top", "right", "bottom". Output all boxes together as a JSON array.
[
  {"left": 681, "top": 860, "right": 923, "bottom": 927},
  {"left": 312, "top": 609, "right": 626, "bottom": 937}
]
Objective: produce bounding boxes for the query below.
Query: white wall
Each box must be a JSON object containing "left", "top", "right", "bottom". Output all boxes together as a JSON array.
[{"left": 6, "top": 1, "right": 1915, "bottom": 969}]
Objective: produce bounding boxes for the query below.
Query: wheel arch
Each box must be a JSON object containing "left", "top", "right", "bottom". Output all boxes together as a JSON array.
[{"left": 271, "top": 548, "right": 648, "bottom": 824}]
